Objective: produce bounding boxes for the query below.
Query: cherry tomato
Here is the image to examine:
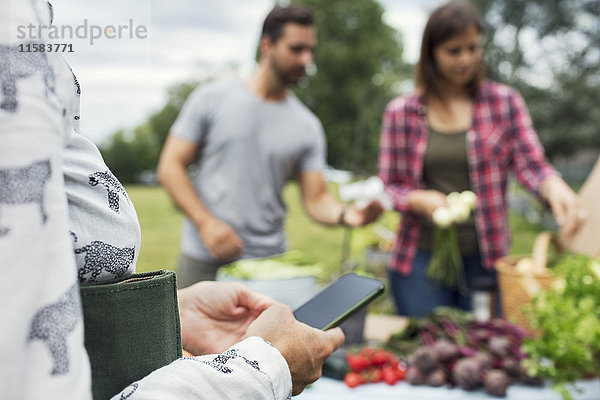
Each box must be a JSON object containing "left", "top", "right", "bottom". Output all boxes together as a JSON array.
[
  {"left": 346, "top": 353, "right": 358, "bottom": 371},
  {"left": 344, "top": 371, "right": 364, "bottom": 388},
  {"left": 346, "top": 353, "right": 369, "bottom": 372},
  {"left": 382, "top": 366, "right": 399, "bottom": 385},
  {"left": 360, "top": 367, "right": 383, "bottom": 383},
  {"left": 395, "top": 361, "right": 408, "bottom": 380},
  {"left": 360, "top": 347, "right": 376, "bottom": 366},
  {"left": 372, "top": 349, "right": 392, "bottom": 366},
  {"left": 360, "top": 346, "right": 375, "bottom": 358}
]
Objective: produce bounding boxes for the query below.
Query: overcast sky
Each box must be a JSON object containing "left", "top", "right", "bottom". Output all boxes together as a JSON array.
[{"left": 49, "top": 0, "right": 443, "bottom": 144}]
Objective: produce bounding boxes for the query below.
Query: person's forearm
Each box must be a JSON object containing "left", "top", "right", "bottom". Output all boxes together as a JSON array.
[
  {"left": 157, "top": 161, "right": 214, "bottom": 228},
  {"left": 304, "top": 191, "right": 345, "bottom": 226},
  {"left": 406, "top": 189, "right": 427, "bottom": 214},
  {"left": 110, "top": 337, "right": 292, "bottom": 400},
  {"left": 538, "top": 174, "right": 564, "bottom": 203}
]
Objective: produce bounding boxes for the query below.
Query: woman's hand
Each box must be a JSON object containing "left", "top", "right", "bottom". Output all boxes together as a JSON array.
[
  {"left": 407, "top": 189, "right": 448, "bottom": 219},
  {"left": 540, "top": 175, "right": 586, "bottom": 237},
  {"left": 178, "top": 281, "right": 274, "bottom": 355},
  {"left": 246, "top": 303, "right": 345, "bottom": 396}
]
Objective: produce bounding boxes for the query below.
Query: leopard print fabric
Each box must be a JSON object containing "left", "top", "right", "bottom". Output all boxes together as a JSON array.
[
  {"left": 195, "top": 348, "right": 260, "bottom": 374},
  {"left": 75, "top": 239, "right": 135, "bottom": 283},
  {"left": 88, "top": 170, "right": 130, "bottom": 213},
  {"left": 28, "top": 284, "right": 81, "bottom": 375},
  {"left": 0, "top": 159, "right": 51, "bottom": 236},
  {"left": 0, "top": 43, "right": 56, "bottom": 113}
]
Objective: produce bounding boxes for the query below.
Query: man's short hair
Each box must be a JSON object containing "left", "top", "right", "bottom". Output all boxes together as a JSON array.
[{"left": 261, "top": 5, "right": 314, "bottom": 43}]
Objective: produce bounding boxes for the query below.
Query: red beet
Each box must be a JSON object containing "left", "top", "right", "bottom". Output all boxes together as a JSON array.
[
  {"left": 433, "top": 339, "right": 460, "bottom": 363},
  {"left": 488, "top": 335, "right": 512, "bottom": 359},
  {"left": 484, "top": 369, "right": 510, "bottom": 397},
  {"left": 473, "top": 351, "right": 492, "bottom": 370},
  {"left": 405, "top": 366, "right": 426, "bottom": 386},
  {"left": 460, "top": 346, "right": 478, "bottom": 357},
  {"left": 426, "top": 368, "right": 447, "bottom": 387},
  {"left": 502, "top": 357, "right": 521, "bottom": 378},
  {"left": 412, "top": 346, "right": 438, "bottom": 373},
  {"left": 453, "top": 357, "right": 482, "bottom": 390}
]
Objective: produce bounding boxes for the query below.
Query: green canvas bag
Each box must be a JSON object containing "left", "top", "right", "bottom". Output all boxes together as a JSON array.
[{"left": 79, "top": 269, "right": 182, "bottom": 400}]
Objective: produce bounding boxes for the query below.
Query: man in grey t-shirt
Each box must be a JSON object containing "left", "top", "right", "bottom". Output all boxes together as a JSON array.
[{"left": 157, "top": 5, "right": 383, "bottom": 287}]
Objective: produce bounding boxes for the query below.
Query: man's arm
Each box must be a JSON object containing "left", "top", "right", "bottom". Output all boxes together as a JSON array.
[
  {"left": 157, "top": 136, "right": 243, "bottom": 262},
  {"left": 299, "top": 171, "right": 383, "bottom": 227}
]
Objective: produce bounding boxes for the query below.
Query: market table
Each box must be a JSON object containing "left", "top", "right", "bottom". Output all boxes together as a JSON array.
[
  {"left": 297, "top": 314, "right": 600, "bottom": 400},
  {"left": 296, "top": 376, "right": 600, "bottom": 399}
]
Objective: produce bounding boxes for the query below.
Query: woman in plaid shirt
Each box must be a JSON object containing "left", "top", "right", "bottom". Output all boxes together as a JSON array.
[{"left": 378, "top": 1, "right": 584, "bottom": 317}]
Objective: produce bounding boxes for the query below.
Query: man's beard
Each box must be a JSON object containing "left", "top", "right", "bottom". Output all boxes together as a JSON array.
[{"left": 270, "top": 57, "right": 306, "bottom": 86}]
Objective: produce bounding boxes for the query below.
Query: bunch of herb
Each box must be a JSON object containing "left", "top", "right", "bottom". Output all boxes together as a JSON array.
[
  {"left": 427, "top": 191, "right": 477, "bottom": 292},
  {"left": 522, "top": 254, "right": 600, "bottom": 400}
]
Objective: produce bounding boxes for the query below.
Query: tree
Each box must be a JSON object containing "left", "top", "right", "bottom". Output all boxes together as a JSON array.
[
  {"left": 470, "top": 0, "right": 600, "bottom": 159},
  {"left": 291, "top": 0, "right": 411, "bottom": 174},
  {"left": 99, "top": 130, "right": 139, "bottom": 183},
  {"left": 101, "top": 0, "right": 413, "bottom": 179},
  {"left": 147, "top": 81, "right": 200, "bottom": 151}
]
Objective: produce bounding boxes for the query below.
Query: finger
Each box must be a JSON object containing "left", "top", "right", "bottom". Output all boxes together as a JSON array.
[
  {"left": 562, "top": 211, "right": 579, "bottom": 236},
  {"left": 563, "top": 205, "right": 586, "bottom": 236},
  {"left": 229, "top": 230, "right": 244, "bottom": 247},
  {"left": 239, "top": 290, "right": 276, "bottom": 314},
  {"left": 550, "top": 201, "right": 566, "bottom": 227},
  {"left": 215, "top": 241, "right": 243, "bottom": 261},
  {"left": 323, "top": 327, "right": 345, "bottom": 349}
]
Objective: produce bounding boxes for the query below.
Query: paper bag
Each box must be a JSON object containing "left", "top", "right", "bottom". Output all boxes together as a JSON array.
[{"left": 559, "top": 156, "right": 600, "bottom": 257}]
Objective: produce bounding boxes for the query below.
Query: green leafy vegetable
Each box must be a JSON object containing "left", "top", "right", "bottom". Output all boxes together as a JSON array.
[
  {"left": 219, "top": 251, "right": 324, "bottom": 280},
  {"left": 523, "top": 254, "right": 600, "bottom": 400}
]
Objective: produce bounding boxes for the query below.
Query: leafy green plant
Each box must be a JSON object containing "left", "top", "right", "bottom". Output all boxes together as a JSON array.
[{"left": 522, "top": 254, "right": 600, "bottom": 400}]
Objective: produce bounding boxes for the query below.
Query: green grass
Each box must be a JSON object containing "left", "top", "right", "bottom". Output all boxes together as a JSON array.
[
  {"left": 127, "top": 184, "right": 544, "bottom": 281},
  {"left": 283, "top": 182, "right": 348, "bottom": 280},
  {"left": 128, "top": 182, "right": 351, "bottom": 277},
  {"left": 508, "top": 212, "right": 546, "bottom": 255},
  {"left": 127, "top": 185, "right": 183, "bottom": 272}
]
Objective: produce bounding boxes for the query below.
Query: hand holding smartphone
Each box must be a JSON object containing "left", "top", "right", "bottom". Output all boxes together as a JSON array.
[{"left": 293, "top": 273, "right": 385, "bottom": 330}]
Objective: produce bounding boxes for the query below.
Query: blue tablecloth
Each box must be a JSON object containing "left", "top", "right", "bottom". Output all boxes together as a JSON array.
[{"left": 296, "top": 377, "right": 600, "bottom": 399}]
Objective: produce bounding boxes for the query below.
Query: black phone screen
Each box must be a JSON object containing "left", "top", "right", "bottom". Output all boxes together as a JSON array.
[{"left": 293, "top": 273, "right": 385, "bottom": 330}]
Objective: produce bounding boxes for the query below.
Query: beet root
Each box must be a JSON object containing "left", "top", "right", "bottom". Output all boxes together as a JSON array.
[
  {"left": 484, "top": 369, "right": 510, "bottom": 397},
  {"left": 473, "top": 351, "right": 492, "bottom": 370},
  {"left": 488, "top": 335, "right": 512, "bottom": 359},
  {"left": 426, "top": 368, "right": 447, "bottom": 387},
  {"left": 433, "top": 339, "right": 460, "bottom": 363},
  {"left": 502, "top": 357, "right": 521, "bottom": 378},
  {"left": 405, "top": 366, "right": 426, "bottom": 386},
  {"left": 453, "top": 357, "right": 482, "bottom": 390},
  {"left": 412, "top": 346, "right": 438, "bottom": 373}
]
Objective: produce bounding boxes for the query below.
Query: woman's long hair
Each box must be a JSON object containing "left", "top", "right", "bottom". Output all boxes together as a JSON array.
[{"left": 416, "top": 1, "right": 485, "bottom": 100}]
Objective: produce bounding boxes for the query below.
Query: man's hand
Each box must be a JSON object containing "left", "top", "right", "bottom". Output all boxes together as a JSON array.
[
  {"left": 178, "top": 281, "right": 274, "bottom": 355},
  {"left": 246, "top": 303, "right": 345, "bottom": 396},
  {"left": 343, "top": 200, "right": 384, "bottom": 227},
  {"left": 198, "top": 217, "right": 244, "bottom": 262}
]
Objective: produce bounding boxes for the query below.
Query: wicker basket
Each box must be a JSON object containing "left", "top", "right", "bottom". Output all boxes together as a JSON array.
[{"left": 496, "top": 232, "right": 559, "bottom": 335}]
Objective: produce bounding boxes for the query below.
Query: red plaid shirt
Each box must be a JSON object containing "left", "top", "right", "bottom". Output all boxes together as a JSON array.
[{"left": 378, "top": 81, "right": 557, "bottom": 274}]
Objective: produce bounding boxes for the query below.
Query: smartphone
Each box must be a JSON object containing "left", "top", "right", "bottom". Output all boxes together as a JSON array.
[{"left": 293, "top": 273, "right": 385, "bottom": 330}]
